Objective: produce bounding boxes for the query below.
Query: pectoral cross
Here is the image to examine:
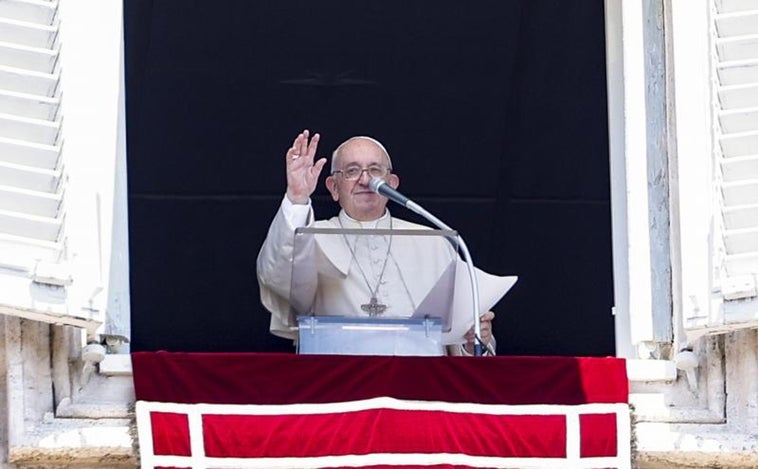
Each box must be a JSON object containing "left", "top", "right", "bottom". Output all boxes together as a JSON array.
[{"left": 361, "top": 297, "right": 387, "bottom": 317}]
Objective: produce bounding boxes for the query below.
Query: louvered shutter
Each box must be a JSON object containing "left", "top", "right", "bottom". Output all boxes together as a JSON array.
[
  {"left": 668, "top": 0, "right": 758, "bottom": 337},
  {"left": 0, "top": 0, "right": 62, "bottom": 269},
  {"left": 0, "top": 0, "right": 106, "bottom": 333},
  {"left": 679, "top": 0, "right": 758, "bottom": 336},
  {"left": 715, "top": 0, "right": 758, "bottom": 304}
]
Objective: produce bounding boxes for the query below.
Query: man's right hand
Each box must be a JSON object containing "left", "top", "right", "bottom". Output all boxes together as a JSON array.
[{"left": 285, "top": 130, "right": 327, "bottom": 205}]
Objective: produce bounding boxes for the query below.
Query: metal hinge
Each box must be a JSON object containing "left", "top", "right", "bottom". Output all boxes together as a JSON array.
[
  {"left": 31, "top": 261, "right": 72, "bottom": 287},
  {"left": 721, "top": 274, "right": 757, "bottom": 301}
]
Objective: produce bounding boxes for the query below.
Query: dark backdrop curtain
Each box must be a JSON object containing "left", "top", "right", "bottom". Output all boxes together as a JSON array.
[{"left": 125, "top": 0, "right": 614, "bottom": 356}]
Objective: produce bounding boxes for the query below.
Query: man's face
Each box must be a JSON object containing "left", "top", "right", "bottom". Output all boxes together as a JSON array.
[{"left": 325, "top": 139, "right": 400, "bottom": 221}]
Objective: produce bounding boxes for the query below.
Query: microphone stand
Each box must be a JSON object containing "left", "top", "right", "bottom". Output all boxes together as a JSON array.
[{"left": 403, "top": 200, "right": 485, "bottom": 357}]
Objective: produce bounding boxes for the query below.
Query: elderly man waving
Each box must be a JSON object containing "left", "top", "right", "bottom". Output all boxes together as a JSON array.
[{"left": 257, "top": 130, "right": 495, "bottom": 355}]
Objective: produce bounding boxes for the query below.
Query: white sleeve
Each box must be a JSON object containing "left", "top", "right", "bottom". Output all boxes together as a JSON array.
[
  {"left": 280, "top": 195, "right": 313, "bottom": 229},
  {"left": 256, "top": 196, "right": 315, "bottom": 340},
  {"left": 446, "top": 337, "right": 497, "bottom": 356}
]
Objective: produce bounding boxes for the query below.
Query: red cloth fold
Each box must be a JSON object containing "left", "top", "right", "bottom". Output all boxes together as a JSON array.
[{"left": 132, "top": 352, "right": 628, "bottom": 405}]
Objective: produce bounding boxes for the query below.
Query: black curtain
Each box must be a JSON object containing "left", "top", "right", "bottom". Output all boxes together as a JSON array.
[{"left": 125, "top": 0, "right": 614, "bottom": 356}]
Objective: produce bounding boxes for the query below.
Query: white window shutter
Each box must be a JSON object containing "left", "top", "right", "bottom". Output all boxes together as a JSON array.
[
  {"left": 715, "top": 0, "right": 758, "bottom": 306},
  {"left": 672, "top": 0, "right": 758, "bottom": 338},
  {"left": 0, "top": 0, "right": 110, "bottom": 335},
  {"left": 0, "top": 0, "right": 62, "bottom": 268},
  {"left": 675, "top": 0, "right": 758, "bottom": 337}
]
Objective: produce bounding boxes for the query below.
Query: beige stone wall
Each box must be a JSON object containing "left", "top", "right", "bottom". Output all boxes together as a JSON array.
[{"left": 1, "top": 316, "right": 135, "bottom": 468}]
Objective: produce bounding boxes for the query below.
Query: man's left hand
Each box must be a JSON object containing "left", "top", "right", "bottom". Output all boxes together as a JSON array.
[{"left": 463, "top": 310, "right": 495, "bottom": 355}]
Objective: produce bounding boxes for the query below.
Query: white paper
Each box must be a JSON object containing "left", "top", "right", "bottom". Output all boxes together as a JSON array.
[{"left": 443, "top": 260, "right": 517, "bottom": 345}]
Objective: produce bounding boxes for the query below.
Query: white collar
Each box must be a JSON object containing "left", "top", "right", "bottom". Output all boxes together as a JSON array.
[
  {"left": 317, "top": 210, "right": 392, "bottom": 277},
  {"left": 338, "top": 209, "right": 391, "bottom": 229}
]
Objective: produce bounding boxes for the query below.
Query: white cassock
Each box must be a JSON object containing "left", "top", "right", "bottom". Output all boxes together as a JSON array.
[{"left": 256, "top": 196, "right": 468, "bottom": 353}]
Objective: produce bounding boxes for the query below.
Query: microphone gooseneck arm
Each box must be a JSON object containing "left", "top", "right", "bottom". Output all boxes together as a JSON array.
[{"left": 369, "top": 177, "right": 486, "bottom": 356}]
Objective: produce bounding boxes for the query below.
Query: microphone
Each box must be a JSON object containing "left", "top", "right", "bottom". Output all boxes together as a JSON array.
[
  {"left": 368, "top": 176, "right": 487, "bottom": 356},
  {"left": 368, "top": 177, "right": 410, "bottom": 207}
]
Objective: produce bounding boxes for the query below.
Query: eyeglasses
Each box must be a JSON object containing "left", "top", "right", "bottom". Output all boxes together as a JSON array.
[{"left": 332, "top": 164, "right": 391, "bottom": 181}]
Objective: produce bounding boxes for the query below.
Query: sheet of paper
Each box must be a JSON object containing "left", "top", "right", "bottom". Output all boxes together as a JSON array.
[{"left": 443, "top": 260, "right": 517, "bottom": 345}]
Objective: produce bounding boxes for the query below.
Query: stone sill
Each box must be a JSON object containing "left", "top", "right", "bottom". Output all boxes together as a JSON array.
[
  {"left": 100, "top": 353, "right": 132, "bottom": 376},
  {"left": 9, "top": 418, "right": 136, "bottom": 468},
  {"left": 626, "top": 358, "right": 677, "bottom": 382},
  {"left": 636, "top": 422, "right": 758, "bottom": 468}
]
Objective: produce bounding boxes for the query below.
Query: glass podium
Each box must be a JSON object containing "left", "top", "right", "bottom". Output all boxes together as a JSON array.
[{"left": 289, "top": 226, "right": 458, "bottom": 356}]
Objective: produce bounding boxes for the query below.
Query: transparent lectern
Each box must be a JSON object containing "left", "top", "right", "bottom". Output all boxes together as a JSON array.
[{"left": 290, "top": 226, "right": 459, "bottom": 356}]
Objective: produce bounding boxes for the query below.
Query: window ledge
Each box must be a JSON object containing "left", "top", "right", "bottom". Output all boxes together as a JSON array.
[
  {"left": 626, "top": 358, "right": 677, "bottom": 382},
  {"left": 100, "top": 353, "right": 132, "bottom": 376}
]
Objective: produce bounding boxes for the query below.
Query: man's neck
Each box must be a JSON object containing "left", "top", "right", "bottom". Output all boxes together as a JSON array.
[{"left": 339, "top": 209, "right": 390, "bottom": 228}]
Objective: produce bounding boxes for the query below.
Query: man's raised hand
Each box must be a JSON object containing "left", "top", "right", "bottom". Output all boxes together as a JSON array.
[{"left": 285, "top": 130, "right": 327, "bottom": 205}]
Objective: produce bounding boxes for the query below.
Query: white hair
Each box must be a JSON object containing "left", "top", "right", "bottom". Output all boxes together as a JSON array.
[{"left": 331, "top": 136, "right": 393, "bottom": 173}]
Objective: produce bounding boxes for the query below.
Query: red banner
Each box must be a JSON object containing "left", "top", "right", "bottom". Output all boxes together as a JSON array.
[{"left": 133, "top": 352, "right": 629, "bottom": 469}]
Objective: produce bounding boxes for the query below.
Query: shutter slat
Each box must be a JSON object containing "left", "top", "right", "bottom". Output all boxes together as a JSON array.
[
  {"left": 722, "top": 179, "right": 758, "bottom": 206},
  {"left": 725, "top": 252, "right": 758, "bottom": 276},
  {"left": 0, "top": 232, "right": 60, "bottom": 268},
  {"left": 718, "top": 58, "right": 758, "bottom": 85},
  {"left": 0, "top": 112, "right": 59, "bottom": 144},
  {"left": 716, "top": 10, "right": 758, "bottom": 37},
  {"left": 0, "top": 0, "right": 57, "bottom": 26},
  {"left": 721, "top": 153, "right": 758, "bottom": 181},
  {"left": 0, "top": 185, "right": 60, "bottom": 217},
  {"left": 0, "top": 208, "right": 61, "bottom": 241},
  {"left": 0, "top": 17, "right": 57, "bottom": 49},
  {"left": 0, "top": 136, "right": 59, "bottom": 169},
  {"left": 0, "top": 89, "right": 58, "bottom": 120},
  {"left": 717, "top": 34, "right": 758, "bottom": 62},
  {"left": 0, "top": 161, "right": 59, "bottom": 192},
  {"left": 719, "top": 83, "right": 758, "bottom": 108},
  {"left": 0, "top": 40, "right": 57, "bottom": 73},
  {"left": 0, "top": 64, "right": 58, "bottom": 96},
  {"left": 724, "top": 227, "right": 758, "bottom": 253},
  {"left": 719, "top": 106, "right": 758, "bottom": 132},
  {"left": 724, "top": 203, "right": 758, "bottom": 228},
  {"left": 719, "top": 130, "right": 758, "bottom": 157},
  {"left": 717, "top": 0, "right": 758, "bottom": 14}
]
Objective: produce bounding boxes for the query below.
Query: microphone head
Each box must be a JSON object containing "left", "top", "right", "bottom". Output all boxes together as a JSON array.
[{"left": 368, "top": 177, "right": 386, "bottom": 193}]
